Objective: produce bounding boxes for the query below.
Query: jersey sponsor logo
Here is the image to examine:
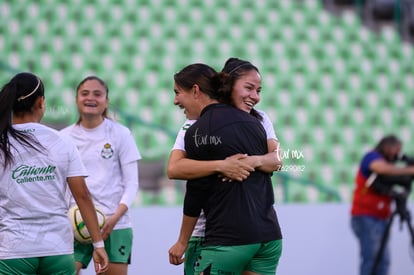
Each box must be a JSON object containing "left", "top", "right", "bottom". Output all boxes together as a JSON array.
[
  {"left": 193, "top": 128, "right": 222, "bottom": 148},
  {"left": 11, "top": 164, "right": 56, "bottom": 184},
  {"left": 101, "top": 143, "right": 114, "bottom": 159}
]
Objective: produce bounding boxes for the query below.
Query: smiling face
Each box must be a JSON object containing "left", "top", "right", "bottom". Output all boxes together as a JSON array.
[
  {"left": 76, "top": 79, "right": 109, "bottom": 119},
  {"left": 230, "top": 69, "right": 262, "bottom": 113},
  {"left": 173, "top": 83, "right": 199, "bottom": 120}
]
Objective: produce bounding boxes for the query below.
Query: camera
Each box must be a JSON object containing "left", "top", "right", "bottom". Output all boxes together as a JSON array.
[
  {"left": 368, "top": 154, "right": 414, "bottom": 198},
  {"left": 368, "top": 154, "right": 414, "bottom": 219}
]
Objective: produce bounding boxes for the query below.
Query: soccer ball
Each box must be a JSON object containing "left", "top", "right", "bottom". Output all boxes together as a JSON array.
[{"left": 68, "top": 205, "right": 106, "bottom": 244}]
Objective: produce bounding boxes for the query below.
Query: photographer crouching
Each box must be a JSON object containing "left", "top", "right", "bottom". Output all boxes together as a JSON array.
[{"left": 351, "top": 134, "right": 414, "bottom": 275}]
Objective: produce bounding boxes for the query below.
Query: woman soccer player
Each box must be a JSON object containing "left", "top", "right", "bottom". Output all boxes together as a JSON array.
[
  {"left": 61, "top": 76, "right": 141, "bottom": 275},
  {"left": 0, "top": 72, "right": 108, "bottom": 275},
  {"left": 168, "top": 61, "right": 283, "bottom": 275}
]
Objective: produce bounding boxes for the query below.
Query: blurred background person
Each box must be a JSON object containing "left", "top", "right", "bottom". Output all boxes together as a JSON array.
[{"left": 350, "top": 134, "right": 414, "bottom": 275}]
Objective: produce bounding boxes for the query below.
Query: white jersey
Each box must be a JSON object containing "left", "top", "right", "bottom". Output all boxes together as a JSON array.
[
  {"left": 0, "top": 123, "right": 87, "bottom": 259},
  {"left": 61, "top": 118, "right": 141, "bottom": 230},
  {"left": 172, "top": 110, "right": 278, "bottom": 237},
  {"left": 257, "top": 109, "right": 278, "bottom": 141}
]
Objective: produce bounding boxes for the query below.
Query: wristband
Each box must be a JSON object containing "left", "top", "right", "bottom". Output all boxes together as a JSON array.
[{"left": 93, "top": 240, "right": 105, "bottom": 249}]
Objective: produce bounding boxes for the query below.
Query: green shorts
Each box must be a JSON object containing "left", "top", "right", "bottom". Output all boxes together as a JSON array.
[
  {"left": 184, "top": 236, "right": 204, "bottom": 275},
  {"left": 0, "top": 254, "right": 75, "bottom": 275},
  {"left": 75, "top": 228, "right": 133, "bottom": 269},
  {"left": 195, "top": 239, "right": 282, "bottom": 275}
]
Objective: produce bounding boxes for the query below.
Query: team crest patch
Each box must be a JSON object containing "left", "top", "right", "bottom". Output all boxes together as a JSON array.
[{"left": 101, "top": 143, "right": 114, "bottom": 159}]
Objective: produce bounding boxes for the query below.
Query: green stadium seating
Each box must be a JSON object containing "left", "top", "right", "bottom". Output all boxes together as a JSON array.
[{"left": 1, "top": 0, "right": 413, "bottom": 204}]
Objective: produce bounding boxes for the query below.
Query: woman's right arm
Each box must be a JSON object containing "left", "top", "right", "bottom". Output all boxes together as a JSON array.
[
  {"left": 168, "top": 120, "right": 254, "bottom": 181},
  {"left": 67, "top": 176, "right": 109, "bottom": 274},
  {"left": 167, "top": 149, "right": 254, "bottom": 181},
  {"left": 168, "top": 214, "right": 198, "bottom": 265}
]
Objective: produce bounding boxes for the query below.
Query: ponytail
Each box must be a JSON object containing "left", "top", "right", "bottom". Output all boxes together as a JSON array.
[
  {"left": 0, "top": 72, "right": 45, "bottom": 169},
  {"left": 210, "top": 72, "right": 232, "bottom": 104}
]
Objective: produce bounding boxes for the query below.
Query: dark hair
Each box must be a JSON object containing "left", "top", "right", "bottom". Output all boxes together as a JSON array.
[
  {"left": 0, "top": 72, "right": 45, "bottom": 169},
  {"left": 220, "top": 57, "right": 263, "bottom": 120},
  {"left": 76, "top": 75, "right": 109, "bottom": 124},
  {"left": 374, "top": 135, "right": 401, "bottom": 155},
  {"left": 174, "top": 63, "right": 221, "bottom": 100}
]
